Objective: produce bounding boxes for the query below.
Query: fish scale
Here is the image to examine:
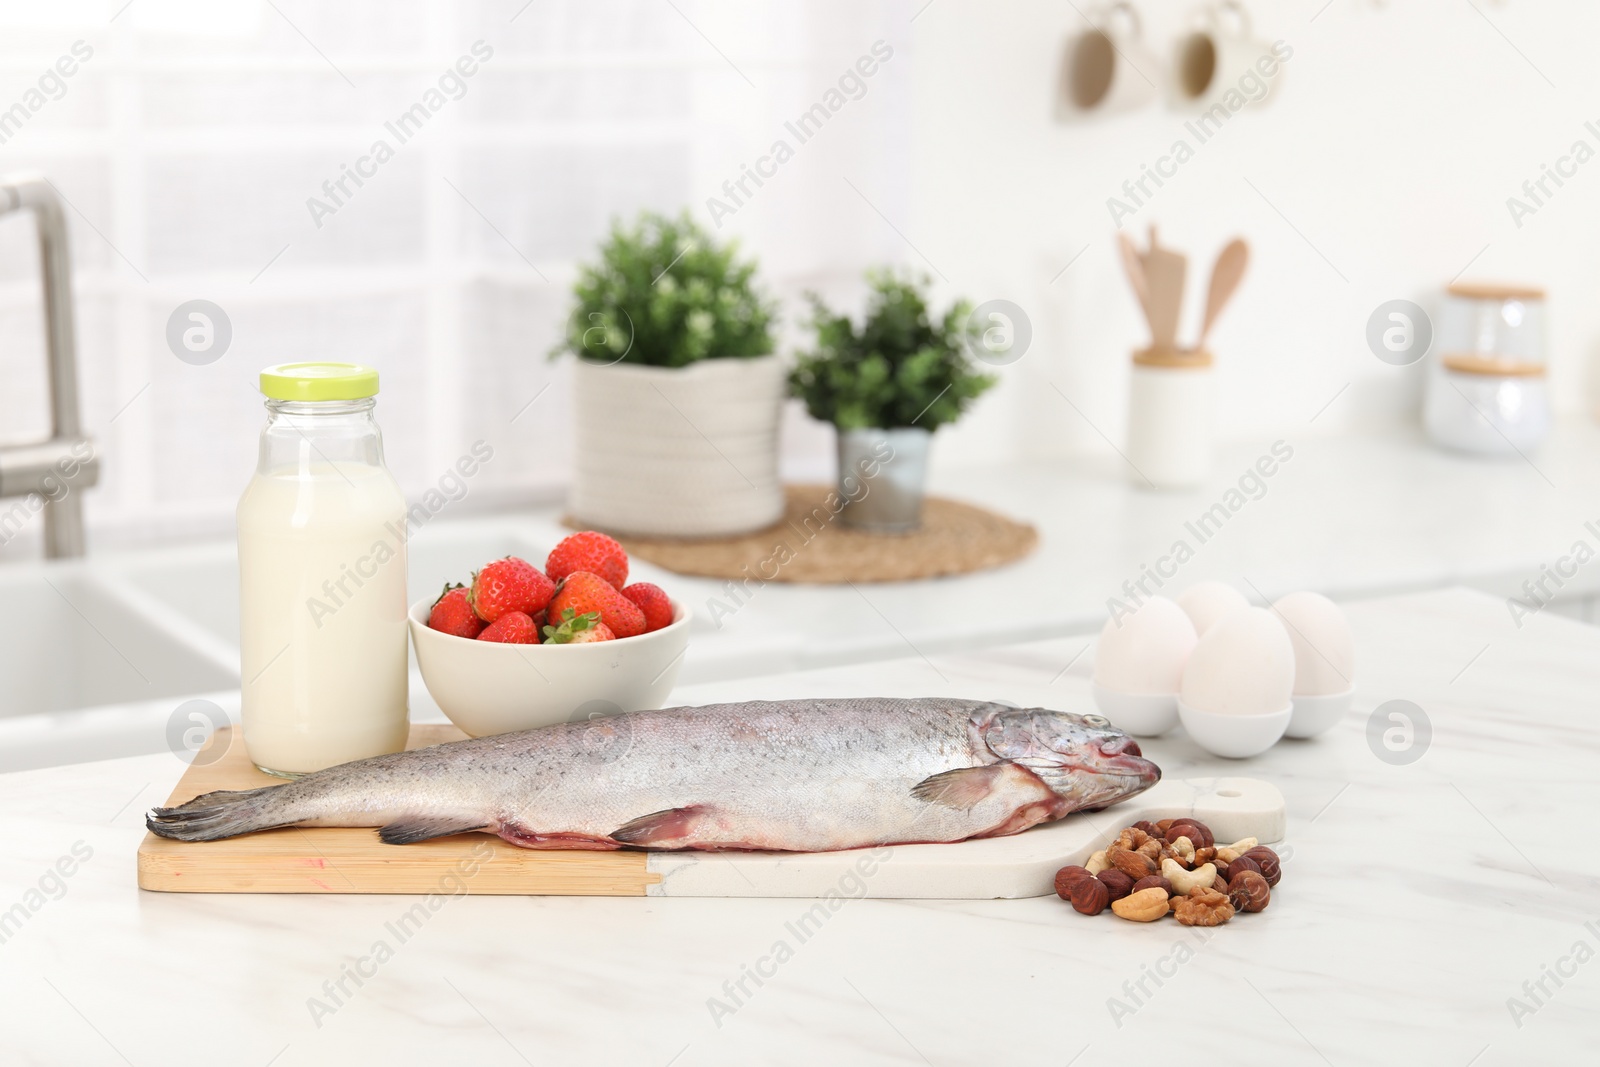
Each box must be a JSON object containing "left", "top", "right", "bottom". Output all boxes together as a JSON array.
[{"left": 147, "top": 698, "right": 1161, "bottom": 853}]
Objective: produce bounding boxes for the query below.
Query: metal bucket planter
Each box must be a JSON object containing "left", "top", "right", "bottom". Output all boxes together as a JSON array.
[
  {"left": 568, "top": 355, "right": 786, "bottom": 537},
  {"left": 836, "top": 427, "right": 931, "bottom": 533}
]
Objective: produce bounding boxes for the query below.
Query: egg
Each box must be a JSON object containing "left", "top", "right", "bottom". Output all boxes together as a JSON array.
[
  {"left": 1093, "top": 596, "right": 1197, "bottom": 694},
  {"left": 1176, "top": 581, "right": 1249, "bottom": 637},
  {"left": 1180, "top": 606, "right": 1295, "bottom": 715},
  {"left": 1271, "top": 591, "right": 1355, "bottom": 696}
]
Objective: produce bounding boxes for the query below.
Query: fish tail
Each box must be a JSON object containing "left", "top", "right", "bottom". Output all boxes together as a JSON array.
[{"left": 145, "top": 785, "right": 301, "bottom": 842}]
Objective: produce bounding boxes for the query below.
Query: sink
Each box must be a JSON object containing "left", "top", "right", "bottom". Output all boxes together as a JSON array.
[{"left": 0, "top": 564, "right": 235, "bottom": 718}]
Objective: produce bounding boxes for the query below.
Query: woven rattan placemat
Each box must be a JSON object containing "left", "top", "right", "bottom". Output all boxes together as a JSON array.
[{"left": 580, "top": 484, "right": 1037, "bottom": 584}]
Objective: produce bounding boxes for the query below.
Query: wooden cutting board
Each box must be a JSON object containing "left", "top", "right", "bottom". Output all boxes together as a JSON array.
[{"left": 137, "top": 725, "right": 1286, "bottom": 899}]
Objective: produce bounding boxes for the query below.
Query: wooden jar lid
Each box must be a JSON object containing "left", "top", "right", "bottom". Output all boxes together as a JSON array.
[
  {"left": 1132, "top": 345, "right": 1212, "bottom": 369},
  {"left": 1440, "top": 353, "right": 1546, "bottom": 377},
  {"left": 1446, "top": 282, "right": 1545, "bottom": 302}
]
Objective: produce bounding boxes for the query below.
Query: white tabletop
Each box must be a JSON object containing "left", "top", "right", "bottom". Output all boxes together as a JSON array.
[{"left": 1, "top": 587, "right": 1594, "bottom": 1064}]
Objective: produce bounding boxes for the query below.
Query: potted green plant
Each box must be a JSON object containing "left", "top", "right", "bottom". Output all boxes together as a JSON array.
[
  {"left": 790, "top": 270, "right": 996, "bottom": 532},
  {"left": 554, "top": 211, "right": 783, "bottom": 537}
]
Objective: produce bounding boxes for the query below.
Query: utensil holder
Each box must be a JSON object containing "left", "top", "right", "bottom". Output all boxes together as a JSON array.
[{"left": 1126, "top": 348, "right": 1212, "bottom": 489}]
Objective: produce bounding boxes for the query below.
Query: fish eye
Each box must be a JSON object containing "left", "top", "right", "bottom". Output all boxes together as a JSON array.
[{"left": 1083, "top": 714, "right": 1110, "bottom": 727}]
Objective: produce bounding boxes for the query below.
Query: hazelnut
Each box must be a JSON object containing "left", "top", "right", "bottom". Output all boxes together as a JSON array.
[
  {"left": 1154, "top": 818, "right": 1176, "bottom": 834},
  {"left": 1228, "top": 855, "right": 1262, "bottom": 880},
  {"left": 1071, "top": 876, "right": 1109, "bottom": 915},
  {"left": 1054, "top": 865, "right": 1093, "bottom": 901},
  {"left": 1167, "top": 820, "right": 1214, "bottom": 847},
  {"left": 1131, "top": 875, "right": 1172, "bottom": 897},
  {"left": 1212, "top": 874, "right": 1229, "bottom": 893},
  {"left": 1243, "top": 846, "right": 1281, "bottom": 886},
  {"left": 1132, "top": 820, "right": 1159, "bottom": 836},
  {"left": 1111, "top": 886, "right": 1171, "bottom": 922},
  {"left": 1097, "top": 868, "right": 1135, "bottom": 903},
  {"left": 1110, "top": 848, "right": 1158, "bottom": 880},
  {"left": 1228, "top": 869, "right": 1271, "bottom": 913}
]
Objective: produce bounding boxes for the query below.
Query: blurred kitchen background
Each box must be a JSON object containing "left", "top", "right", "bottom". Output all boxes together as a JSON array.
[{"left": 2, "top": 0, "right": 1596, "bottom": 556}]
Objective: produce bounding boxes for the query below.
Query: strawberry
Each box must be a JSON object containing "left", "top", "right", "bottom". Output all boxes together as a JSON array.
[
  {"left": 427, "top": 583, "right": 483, "bottom": 639},
  {"left": 542, "top": 608, "right": 615, "bottom": 644},
  {"left": 477, "top": 611, "right": 540, "bottom": 644},
  {"left": 621, "top": 582, "right": 673, "bottom": 632},
  {"left": 545, "top": 531, "right": 628, "bottom": 590},
  {"left": 469, "top": 557, "right": 554, "bottom": 622},
  {"left": 547, "top": 571, "right": 645, "bottom": 639}
]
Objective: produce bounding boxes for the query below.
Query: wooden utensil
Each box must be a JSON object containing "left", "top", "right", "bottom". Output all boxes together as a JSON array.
[
  {"left": 1139, "top": 225, "right": 1187, "bottom": 350},
  {"left": 1116, "top": 231, "right": 1154, "bottom": 341},
  {"left": 1196, "top": 238, "right": 1249, "bottom": 349}
]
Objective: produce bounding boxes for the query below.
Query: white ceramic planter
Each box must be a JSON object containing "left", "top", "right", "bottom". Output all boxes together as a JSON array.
[
  {"left": 568, "top": 355, "right": 787, "bottom": 537},
  {"left": 1126, "top": 357, "right": 1213, "bottom": 489}
]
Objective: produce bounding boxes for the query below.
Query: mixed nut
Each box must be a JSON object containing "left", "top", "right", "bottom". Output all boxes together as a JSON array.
[{"left": 1053, "top": 818, "right": 1282, "bottom": 927}]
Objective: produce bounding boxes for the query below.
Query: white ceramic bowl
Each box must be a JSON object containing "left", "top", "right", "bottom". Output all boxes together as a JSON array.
[
  {"left": 1178, "top": 699, "right": 1292, "bottom": 759},
  {"left": 408, "top": 595, "right": 692, "bottom": 737},
  {"left": 1284, "top": 687, "right": 1354, "bottom": 739},
  {"left": 1091, "top": 683, "right": 1179, "bottom": 737}
]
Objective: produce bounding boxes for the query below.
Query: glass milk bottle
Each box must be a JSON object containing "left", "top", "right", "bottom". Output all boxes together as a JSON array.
[{"left": 237, "top": 363, "right": 409, "bottom": 777}]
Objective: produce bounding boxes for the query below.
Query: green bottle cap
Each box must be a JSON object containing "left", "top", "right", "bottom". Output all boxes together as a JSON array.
[{"left": 260, "top": 362, "right": 380, "bottom": 402}]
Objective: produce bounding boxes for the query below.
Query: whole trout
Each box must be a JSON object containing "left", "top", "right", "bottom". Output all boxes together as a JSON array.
[{"left": 147, "top": 698, "right": 1160, "bottom": 852}]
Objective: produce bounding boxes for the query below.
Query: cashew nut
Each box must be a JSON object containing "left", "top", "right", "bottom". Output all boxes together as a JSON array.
[
  {"left": 1111, "top": 886, "right": 1171, "bottom": 922},
  {"left": 1162, "top": 858, "right": 1217, "bottom": 896},
  {"left": 1223, "top": 837, "right": 1258, "bottom": 852},
  {"left": 1086, "top": 849, "right": 1109, "bottom": 875},
  {"left": 1215, "top": 846, "right": 1241, "bottom": 864},
  {"left": 1171, "top": 835, "right": 1196, "bottom": 863}
]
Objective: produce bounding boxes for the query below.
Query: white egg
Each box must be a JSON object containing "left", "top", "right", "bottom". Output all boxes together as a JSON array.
[
  {"left": 1180, "top": 606, "right": 1295, "bottom": 716},
  {"left": 1272, "top": 591, "right": 1355, "bottom": 696},
  {"left": 1177, "top": 581, "right": 1249, "bottom": 637},
  {"left": 1093, "top": 596, "right": 1197, "bottom": 695}
]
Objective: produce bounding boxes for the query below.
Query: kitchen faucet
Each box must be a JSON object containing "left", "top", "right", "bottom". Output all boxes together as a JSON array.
[{"left": 0, "top": 174, "right": 99, "bottom": 558}]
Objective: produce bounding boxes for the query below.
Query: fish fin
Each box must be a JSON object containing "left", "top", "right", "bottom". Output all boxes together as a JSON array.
[
  {"left": 610, "top": 805, "right": 711, "bottom": 848},
  {"left": 146, "top": 786, "right": 290, "bottom": 842},
  {"left": 910, "top": 764, "right": 1009, "bottom": 810},
  {"left": 377, "top": 817, "right": 489, "bottom": 845}
]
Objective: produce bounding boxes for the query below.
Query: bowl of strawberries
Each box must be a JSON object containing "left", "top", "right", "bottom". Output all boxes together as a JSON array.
[{"left": 408, "top": 530, "right": 691, "bottom": 737}]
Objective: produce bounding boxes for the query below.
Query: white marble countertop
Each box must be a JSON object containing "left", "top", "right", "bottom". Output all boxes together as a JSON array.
[
  {"left": 621, "top": 422, "right": 1600, "bottom": 683},
  {"left": 2, "top": 587, "right": 1596, "bottom": 1065}
]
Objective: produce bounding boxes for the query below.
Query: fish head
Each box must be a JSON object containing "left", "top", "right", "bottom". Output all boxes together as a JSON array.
[{"left": 976, "top": 707, "right": 1161, "bottom": 811}]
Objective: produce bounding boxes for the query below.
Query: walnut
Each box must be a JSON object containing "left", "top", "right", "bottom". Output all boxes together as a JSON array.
[
  {"left": 1136, "top": 838, "right": 1163, "bottom": 861},
  {"left": 1172, "top": 886, "right": 1235, "bottom": 927},
  {"left": 1113, "top": 826, "right": 1152, "bottom": 852}
]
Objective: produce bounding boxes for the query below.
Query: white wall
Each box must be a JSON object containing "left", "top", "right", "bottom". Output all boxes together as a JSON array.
[
  {"left": 899, "top": 0, "right": 1600, "bottom": 467},
  {"left": 0, "top": 0, "right": 1595, "bottom": 555}
]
